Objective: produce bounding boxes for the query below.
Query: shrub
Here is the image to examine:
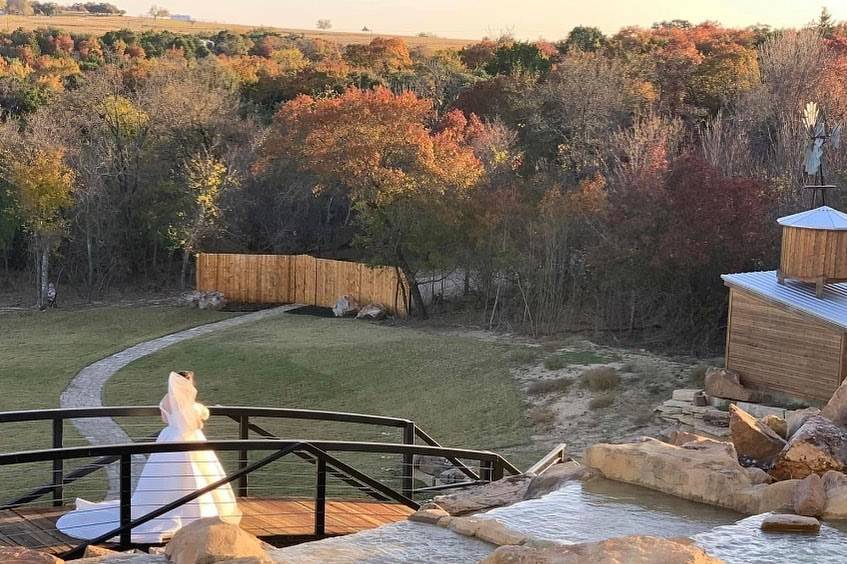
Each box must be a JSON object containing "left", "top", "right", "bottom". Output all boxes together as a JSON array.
[
  {"left": 589, "top": 392, "right": 616, "bottom": 409},
  {"left": 579, "top": 366, "right": 620, "bottom": 392},
  {"left": 689, "top": 364, "right": 709, "bottom": 387},
  {"left": 527, "top": 406, "right": 557, "bottom": 427},
  {"left": 509, "top": 348, "right": 540, "bottom": 365},
  {"left": 527, "top": 377, "right": 573, "bottom": 395},
  {"left": 543, "top": 355, "right": 568, "bottom": 370}
]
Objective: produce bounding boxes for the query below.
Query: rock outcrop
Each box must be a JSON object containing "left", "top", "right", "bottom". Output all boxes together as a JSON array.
[
  {"left": 762, "top": 414, "right": 788, "bottom": 439},
  {"left": 481, "top": 535, "right": 722, "bottom": 564},
  {"left": 760, "top": 513, "right": 820, "bottom": 533},
  {"left": 433, "top": 474, "right": 532, "bottom": 515},
  {"left": 793, "top": 473, "right": 826, "bottom": 517},
  {"left": 705, "top": 367, "right": 752, "bottom": 401},
  {"left": 0, "top": 547, "right": 63, "bottom": 563},
  {"left": 164, "top": 517, "right": 272, "bottom": 564},
  {"left": 332, "top": 295, "right": 359, "bottom": 317},
  {"left": 822, "top": 470, "right": 847, "bottom": 519},
  {"left": 786, "top": 407, "right": 821, "bottom": 438},
  {"left": 356, "top": 303, "right": 387, "bottom": 320},
  {"left": 770, "top": 416, "right": 847, "bottom": 480},
  {"left": 729, "top": 404, "right": 786, "bottom": 464},
  {"left": 523, "top": 460, "right": 597, "bottom": 500},
  {"left": 821, "top": 378, "right": 847, "bottom": 426},
  {"left": 584, "top": 437, "right": 796, "bottom": 514}
]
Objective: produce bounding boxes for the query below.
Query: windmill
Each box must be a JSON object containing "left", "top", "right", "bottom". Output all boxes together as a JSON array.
[{"left": 802, "top": 101, "right": 842, "bottom": 207}]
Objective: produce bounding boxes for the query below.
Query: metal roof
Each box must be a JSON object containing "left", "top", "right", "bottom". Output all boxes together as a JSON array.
[
  {"left": 777, "top": 206, "right": 847, "bottom": 230},
  {"left": 722, "top": 270, "right": 847, "bottom": 331}
]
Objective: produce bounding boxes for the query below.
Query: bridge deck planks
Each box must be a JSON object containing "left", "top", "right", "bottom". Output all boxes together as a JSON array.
[{"left": 0, "top": 498, "right": 414, "bottom": 555}]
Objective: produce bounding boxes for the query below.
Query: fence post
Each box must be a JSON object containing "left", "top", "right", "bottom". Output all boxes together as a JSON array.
[
  {"left": 315, "top": 456, "right": 326, "bottom": 537},
  {"left": 238, "top": 415, "right": 249, "bottom": 497},
  {"left": 401, "top": 421, "right": 415, "bottom": 499},
  {"left": 52, "top": 417, "right": 63, "bottom": 507},
  {"left": 119, "top": 454, "right": 131, "bottom": 550}
]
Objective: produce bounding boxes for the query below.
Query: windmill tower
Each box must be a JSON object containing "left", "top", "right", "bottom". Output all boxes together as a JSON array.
[{"left": 802, "top": 101, "right": 842, "bottom": 206}]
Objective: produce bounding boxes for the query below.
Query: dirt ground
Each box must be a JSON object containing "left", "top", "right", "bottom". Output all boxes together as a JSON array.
[{"left": 419, "top": 323, "right": 720, "bottom": 459}]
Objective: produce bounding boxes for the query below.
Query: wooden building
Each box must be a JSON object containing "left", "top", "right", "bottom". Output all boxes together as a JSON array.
[{"left": 722, "top": 206, "right": 847, "bottom": 402}]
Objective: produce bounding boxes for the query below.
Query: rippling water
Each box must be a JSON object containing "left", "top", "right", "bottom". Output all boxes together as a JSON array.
[{"left": 271, "top": 479, "right": 847, "bottom": 563}]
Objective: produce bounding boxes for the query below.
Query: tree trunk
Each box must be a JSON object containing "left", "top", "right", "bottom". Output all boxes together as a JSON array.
[
  {"left": 86, "top": 227, "right": 94, "bottom": 303},
  {"left": 180, "top": 248, "right": 190, "bottom": 290},
  {"left": 41, "top": 245, "right": 49, "bottom": 308},
  {"left": 395, "top": 246, "right": 427, "bottom": 319}
]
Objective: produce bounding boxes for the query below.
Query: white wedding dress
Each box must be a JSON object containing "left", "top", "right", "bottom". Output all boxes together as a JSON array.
[{"left": 57, "top": 372, "right": 242, "bottom": 543}]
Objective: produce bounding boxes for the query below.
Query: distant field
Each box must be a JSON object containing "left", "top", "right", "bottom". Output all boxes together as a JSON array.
[{"left": 0, "top": 14, "right": 474, "bottom": 49}]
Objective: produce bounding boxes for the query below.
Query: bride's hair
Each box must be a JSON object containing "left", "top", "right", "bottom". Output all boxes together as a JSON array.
[{"left": 176, "top": 370, "right": 196, "bottom": 384}]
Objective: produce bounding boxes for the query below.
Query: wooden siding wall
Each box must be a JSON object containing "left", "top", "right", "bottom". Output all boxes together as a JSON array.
[
  {"left": 781, "top": 226, "right": 847, "bottom": 280},
  {"left": 196, "top": 253, "right": 408, "bottom": 316},
  {"left": 725, "top": 288, "right": 845, "bottom": 401}
]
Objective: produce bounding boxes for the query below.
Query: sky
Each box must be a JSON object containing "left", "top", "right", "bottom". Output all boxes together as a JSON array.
[{"left": 115, "top": 0, "right": 847, "bottom": 40}]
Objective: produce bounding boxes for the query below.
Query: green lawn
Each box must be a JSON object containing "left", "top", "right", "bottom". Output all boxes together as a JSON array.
[
  {"left": 0, "top": 305, "right": 236, "bottom": 503},
  {"left": 104, "top": 314, "right": 537, "bottom": 495}
]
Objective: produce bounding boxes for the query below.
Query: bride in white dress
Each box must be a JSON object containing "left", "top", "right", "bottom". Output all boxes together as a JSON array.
[{"left": 57, "top": 371, "right": 242, "bottom": 543}]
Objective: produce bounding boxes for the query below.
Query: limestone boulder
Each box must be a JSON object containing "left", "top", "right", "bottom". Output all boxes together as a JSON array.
[
  {"left": 481, "top": 535, "right": 722, "bottom": 564},
  {"left": 0, "top": 547, "right": 63, "bottom": 563},
  {"left": 821, "top": 470, "right": 847, "bottom": 519},
  {"left": 770, "top": 416, "right": 847, "bottom": 480},
  {"left": 583, "top": 437, "right": 755, "bottom": 513},
  {"left": 433, "top": 474, "right": 532, "bottom": 515},
  {"left": 729, "top": 404, "right": 786, "bottom": 465},
  {"left": 164, "top": 517, "right": 272, "bottom": 564},
  {"left": 762, "top": 415, "right": 788, "bottom": 439},
  {"left": 332, "top": 295, "right": 359, "bottom": 317},
  {"left": 407, "top": 506, "right": 449, "bottom": 525},
  {"left": 822, "top": 378, "right": 847, "bottom": 426},
  {"left": 474, "top": 519, "right": 527, "bottom": 546},
  {"left": 786, "top": 407, "right": 821, "bottom": 438},
  {"left": 448, "top": 516, "right": 484, "bottom": 536},
  {"left": 760, "top": 513, "right": 820, "bottom": 533},
  {"left": 705, "top": 367, "right": 752, "bottom": 401},
  {"left": 524, "top": 460, "right": 597, "bottom": 500},
  {"left": 356, "top": 303, "right": 387, "bottom": 320},
  {"left": 793, "top": 473, "right": 826, "bottom": 517}
]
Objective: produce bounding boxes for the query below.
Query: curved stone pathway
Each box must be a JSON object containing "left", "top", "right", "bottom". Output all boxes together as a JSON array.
[{"left": 60, "top": 304, "right": 299, "bottom": 496}]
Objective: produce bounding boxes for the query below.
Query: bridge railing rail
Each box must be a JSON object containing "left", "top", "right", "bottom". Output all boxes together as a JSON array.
[
  {"left": 0, "top": 406, "right": 520, "bottom": 511},
  {"left": 0, "top": 438, "right": 518, "bottom": 558}
]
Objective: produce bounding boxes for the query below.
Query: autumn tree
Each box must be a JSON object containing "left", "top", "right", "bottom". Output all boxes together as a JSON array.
[
  {"left": 0, "top": 147, "right": 74, "bottom": 306},
  {"left": 263, "top": 88, "right": 483, "bottom": 316},
  {"left": 316, "top": 19, "right": 332, "bottom": 30},
  {"left": 485, "top": 42, "right": 552, "bottom": 77},
  {"left": 561, "top": 26, "right": 606, "bottom": 52}
]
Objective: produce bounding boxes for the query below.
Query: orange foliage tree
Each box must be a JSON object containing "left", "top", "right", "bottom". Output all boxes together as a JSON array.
[{"left": 262, "top": 87, "right": 483, "bottom": 316}]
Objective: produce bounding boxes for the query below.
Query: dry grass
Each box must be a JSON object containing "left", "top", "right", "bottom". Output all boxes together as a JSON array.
[
  {"left": 689, "top": 364, "right": 709, "bottom": 387},
  {"left": 0, "top": 14, "right": 473, "bottom": 49},
  {"left": 579, "top": 366, "right": 621, "bottom": 392},
  {"left": 509, "top": 348, "right": 540, "bottom": 366},
  {"left": 588, "top": 392, "right": 616, "bottom": 410},
  {"left": 527, "top": 406, "right": 557, "bottom": 428},
  {"left": 527, "top": 377, "right": 573, "bottom": 395}
]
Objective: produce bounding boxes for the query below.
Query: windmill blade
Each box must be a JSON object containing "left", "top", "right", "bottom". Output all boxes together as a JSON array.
[
  {"left": 805, "top": 141, "right": 823, "bottom": 175},
  {"left": 803, "top": 101, "right": 819, "bottom": 131},
  {"left": 832, "top": 124, "right": 842, "bottom": 149}
]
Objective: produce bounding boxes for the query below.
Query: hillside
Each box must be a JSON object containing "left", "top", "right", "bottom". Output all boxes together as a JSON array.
[{"left": 0, "top": 14, "right": 474, "bottom": 49}]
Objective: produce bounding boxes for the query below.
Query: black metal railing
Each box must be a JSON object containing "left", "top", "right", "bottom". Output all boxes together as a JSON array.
[
  {"left": 0, "top": 405, "right": 515, "bottom": 510},
  {"left": 0, "top": 438, "right": 518, "bottom": 558}
]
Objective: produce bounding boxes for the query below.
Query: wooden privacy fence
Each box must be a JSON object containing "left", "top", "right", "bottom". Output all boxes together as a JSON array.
[{"left": 196, "top": 253, "right": 408, "bottom": 317}]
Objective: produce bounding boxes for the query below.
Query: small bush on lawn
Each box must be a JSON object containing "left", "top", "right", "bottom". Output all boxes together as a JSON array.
[
  {"left": 527, "top": 406, "right": 557, "bottom": 427},
  {"left": 527, "top": 377, "right": 572, "bottom": 395},
  {"left": 543, "top": 355, "right": 568, "bottom": 370},
  {"left": 509, "top": 348, "right": 540, "bottom": 365},
  {"left": 589, "top": 392, "right": 616, "bottom": 410},
  {"left": 579, "top": 367, "right": 620, "bottom": 392},
  {"left": 689, "top": 364, "right": 709, "bottom": 387}
]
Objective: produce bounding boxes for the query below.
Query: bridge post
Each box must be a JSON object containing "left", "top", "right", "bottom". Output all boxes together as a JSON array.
[
  {"left": 52, "top": 417, "right": 63, "bottom": 507},
  {"left": 314, "top": 456, "right": 326, "bottom": 537},
  {"left": 492, "top": 459, "right": 504, "bottom": 482},
  {"left": 480, "top": 460, "right": 493, "bottom": 482},
  {"left": 119, "top": 454, "right": 131, "bottom": 549},
  {"left": 238, "top": 415, "right": 249, "bottom": 497},
  {"left": 401, "top": 421, "right": 415, "bottom": 499}
]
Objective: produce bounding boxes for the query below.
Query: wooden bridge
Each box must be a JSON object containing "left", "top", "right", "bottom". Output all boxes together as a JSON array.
[{"left": 0, "top": 406, "right": 521, "bottom": 559}]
